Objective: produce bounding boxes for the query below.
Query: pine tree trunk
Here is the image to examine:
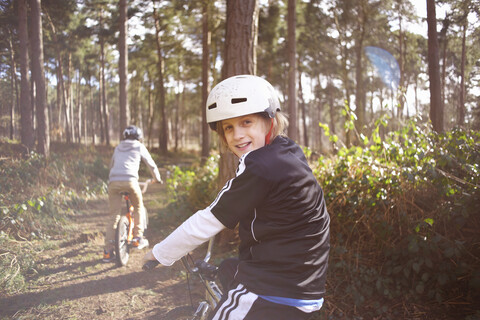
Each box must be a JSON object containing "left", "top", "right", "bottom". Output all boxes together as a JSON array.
[
  {"left": 426, "top": 0, "right": 444, "bottom": 132},
  {"left": 30, "top": 0, "right": 50, "bottom": 156},
  {"left": 219, "top": 0, "right": 259, "bottom": 186},
  {"left": 287, "top": 0, "right": 297, "bottom": 140},
  {"left": 119, "top": 0, "right": 129, "bottom": 136},
  {"left": 201, "top": 0, "right": 211, "bottom": 163},
  {"left": 18, "top": 0, "right": 34, "bottom": 150},
  {"left": 153, "top": 1, "right": 168, "bottom": 155},
  {"left": 458, "top": 21, "right": 467, "bottom": 127}
]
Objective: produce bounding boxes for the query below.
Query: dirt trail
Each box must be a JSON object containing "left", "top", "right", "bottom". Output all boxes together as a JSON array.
[{"left": 0, "top": 182, "right": 200, "bottom": 320}]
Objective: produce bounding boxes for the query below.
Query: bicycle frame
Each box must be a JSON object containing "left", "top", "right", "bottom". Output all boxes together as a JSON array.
[
  {"left": 122, "top": 194, "right": 135, "bottom": 243},
  {"left": 116, "top": 179, "right": 152, "bottom": 266},
  {"left": 181, "top": 237, "right": 223, "bottom": 319},
  {"left": 122, "top": 180, "right": 151, "bottom": 244},
  {"left": 142, "top": 227, "right": 223, "bottom": 319}
]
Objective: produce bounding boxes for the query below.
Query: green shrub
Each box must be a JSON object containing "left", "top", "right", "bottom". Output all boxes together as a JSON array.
[
  {"left": 165, "top": 155, "right": 219, "bottom": 214},
  {"left": 316, "top": 119, "right": 480, "bottom": 318}
]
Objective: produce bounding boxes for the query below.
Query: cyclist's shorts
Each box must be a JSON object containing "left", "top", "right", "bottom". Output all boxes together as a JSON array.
[{"left": 209, "top": 284, "right": 314, "bottom": 320}]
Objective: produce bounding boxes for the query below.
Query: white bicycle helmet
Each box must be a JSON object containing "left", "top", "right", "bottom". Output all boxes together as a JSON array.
[
  {"left": 123, "top": 125, "right": 143, "bottom": 140},
  {"left": 206, "top": 75, "right": 281, "bottom": 130}
]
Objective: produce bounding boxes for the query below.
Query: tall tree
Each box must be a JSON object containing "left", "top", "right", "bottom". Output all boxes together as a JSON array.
[
  {"left": 287, "top": 0, "right": 297, "bottom": 141},
  {"left": 426, "top": 0, "right": 444, "bottom": 132},
  {"left": 201, "top": 0, "right": 211, "bottom": 162},
  {"left": 393, "top": 0, "right": 417, "bottom": 118},
  {"left": 18, "top": 0, "right": 34, "bottom": 150},
  {"left": 352, "top": 0, "right": 367, "bottom": 135},
  {"left": 152, "top": 0, "right": 168, "bottom": 155},
  {"left": 30, "top": 0, "right": 50, "bottom": 156},
  {"left": 7, "top": 28, "right": 18, "bottom": 140},
  {"left": 219, "top": 0, "right": 259, "bottom": 186},
  {"left": 331, "top": 1, "right": 355, "bottom": 147},
  {"left": 457, "top": 18, "right": 466, "bottom": 127},
  {"left": 99, "top": 9, "right": 110, "bottom": 145},
  {"left": 118, "top": 0, "right": 129, "bottom": 135},
  {"left": 456, "top": 0, "right": 470, "bottom": 127},
  {"left": 257, "top": 2, "right": 281, "bottom": 82},
  {"left": 45, "top": 10, "right": 73, "bottom": 143}
]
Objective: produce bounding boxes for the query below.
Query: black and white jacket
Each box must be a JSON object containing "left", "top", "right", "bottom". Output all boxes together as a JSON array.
[{"left": 153, "top": 136, "right": 330, "bottom": 299}]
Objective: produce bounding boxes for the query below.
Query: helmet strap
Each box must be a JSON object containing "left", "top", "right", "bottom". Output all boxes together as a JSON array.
[{"left": 265, "top": 118, "right": 274, "bottom": 145}]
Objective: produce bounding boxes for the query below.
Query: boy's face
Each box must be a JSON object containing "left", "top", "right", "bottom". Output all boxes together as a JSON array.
[{"left": 221, "top": 114, "right": 270, "bottom": 158}]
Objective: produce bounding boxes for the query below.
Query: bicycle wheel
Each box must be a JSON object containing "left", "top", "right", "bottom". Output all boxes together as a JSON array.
[
  {"left": 115, "top": 215, "right": 130, "bottom": 266},
  {"left": 160, "top": 306, "right": 196, "bottom": 320}
]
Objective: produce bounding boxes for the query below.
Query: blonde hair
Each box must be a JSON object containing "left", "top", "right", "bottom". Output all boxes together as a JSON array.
[
  {"left": 216, "top": 111, "right": 289, "bottom": 147},
  {"left": 271, "top": 111, "right": 289, "bottom": 139}
]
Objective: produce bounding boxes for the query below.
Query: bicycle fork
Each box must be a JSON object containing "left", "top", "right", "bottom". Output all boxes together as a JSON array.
[
  {"left": 193, "top": 301, "right": 211, "bottom": 320},
  {"left": 193, "top": 280, "right": 222, "bottom": 319}
]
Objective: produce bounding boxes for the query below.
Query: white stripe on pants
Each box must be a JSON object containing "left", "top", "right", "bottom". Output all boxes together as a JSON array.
[{"left": 211, "top": 284, "right": 257, "bottom": 320}]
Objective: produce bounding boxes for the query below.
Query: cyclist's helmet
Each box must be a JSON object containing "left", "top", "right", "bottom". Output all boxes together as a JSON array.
[
  {"left": 206, "top": 75, "right": 281, "bottom": 130},
  {"left": 123, "top": 125, "right": 143, "bottom": 140}
]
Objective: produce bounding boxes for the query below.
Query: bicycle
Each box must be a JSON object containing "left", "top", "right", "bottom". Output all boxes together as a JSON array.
[
  {"left": 143, "top": 237, "right": 223, "bottom": 320},
  {"left": 115, "top": 179, "right": 153, "bottom": 267}
]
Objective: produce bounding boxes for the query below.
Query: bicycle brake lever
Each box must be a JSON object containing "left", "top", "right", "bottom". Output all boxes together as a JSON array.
[{"left": 142, "top": 259, "right": 160, "bottom": 271}]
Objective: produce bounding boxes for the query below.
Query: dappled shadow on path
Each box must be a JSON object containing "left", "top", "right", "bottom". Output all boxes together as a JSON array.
[{"left": 0, "top": 267, "right": 173, "bottom": 317}]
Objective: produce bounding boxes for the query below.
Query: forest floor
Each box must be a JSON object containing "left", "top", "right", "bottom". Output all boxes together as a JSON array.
[{"left": 0, "top": 180, "right": 212, "bottom": 320}]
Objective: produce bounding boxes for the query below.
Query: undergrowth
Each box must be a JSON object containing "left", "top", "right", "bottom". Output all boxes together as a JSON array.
[
  {"left": 0, "top": 141, "right": 110, "bottom": 294},
  {"left": 314, "top": 117, "right": 480, "bottom": 319}
]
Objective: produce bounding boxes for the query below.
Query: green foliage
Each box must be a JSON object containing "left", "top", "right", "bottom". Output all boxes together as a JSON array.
[
  {"left": 166, "top": 155, "right": 220, "bottom": 215},
  {"left": 0, "top": 144, "right": 109, "bottom": 238},
  {"left": 314, "top": 118, "right": 480, "bottom": 318}
]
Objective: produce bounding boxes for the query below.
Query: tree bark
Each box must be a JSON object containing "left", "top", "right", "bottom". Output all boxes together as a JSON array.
[
  {"left": 30, "top": 0, "right": 50, "bottom": 156},
  {"left": 287, "top": 0, "right": 297, "bottom": 141},
  {"left": 152, "top": 1, "right": 168, "bottom": 155},
  {"left": 201, "top": 0, "right": 211, "bottom": 163},
  {"left": 398, "top": 8, "right": 405, "bottom": 118},
  {"left": 119, "top": 0, "right": 129, "bottom": 136},
  {"left": 220, "top": 0, "right": 259, "bottom": 186},
  {"left": 354, "top": 4, "right": 366, "bottom": 136},
  {"left": 7, "top": 29, "right": 17, "bottom": 140},
  {"left": 18, "top": 0, "right": 35, "bottom": 150},
  {"left": 458, "top": 21, "right": 467, "bottom": 127},
  {"left": 100, "top": 27, "right": 110, "bottom": 145},
  {"left": 298, "top": 70, "right": 308, "bottom": 147},
  {"left": 426, "top": 0, "right": 444, "bottom": 132}
]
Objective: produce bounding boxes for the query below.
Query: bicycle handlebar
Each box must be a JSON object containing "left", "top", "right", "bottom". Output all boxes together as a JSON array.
[
  {"left": 138, "top": 179, "right": 153, "bottom": 194},
  {"left": 142, "top": 259, "right": 160, "bottom": 271}
]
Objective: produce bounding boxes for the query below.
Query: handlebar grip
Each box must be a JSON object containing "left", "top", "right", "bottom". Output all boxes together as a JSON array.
[{"left": 142, "top": 259, "right": 160, "bottom": 271}]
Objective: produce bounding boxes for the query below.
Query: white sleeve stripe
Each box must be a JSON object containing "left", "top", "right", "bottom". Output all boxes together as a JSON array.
[
  {"left": 152, "top": 209, "right": 225, "bottom": 266},
  {"left": 208, "top": 178, "right": 233, "bottom": 209},
  {"left": 208, "top": 155, "right": 248, "bottom": 210}
]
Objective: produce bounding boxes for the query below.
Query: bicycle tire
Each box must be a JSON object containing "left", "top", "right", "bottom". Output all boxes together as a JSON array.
[
  {"left": 160, "top": 306, "right": 196, "bottom": 320},
  {"left": 115, "top": 215, "right": 130, "bottom": 266}
]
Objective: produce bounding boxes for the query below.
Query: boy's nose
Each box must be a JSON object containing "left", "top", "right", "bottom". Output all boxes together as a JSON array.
[{"left": 233, "top": 127, "right": 245, "bottom": 139}]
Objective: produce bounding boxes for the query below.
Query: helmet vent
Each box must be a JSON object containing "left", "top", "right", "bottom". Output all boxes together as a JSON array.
[
  {"left": 231, "top": 98, "right": 247, "bottom": 104},
  {"left": 208, "top": 103, "right": 217, "bottom": 110}
]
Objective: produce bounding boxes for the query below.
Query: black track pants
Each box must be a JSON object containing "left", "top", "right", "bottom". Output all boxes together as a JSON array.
[{"left": 208, "top": 283, "right": 312, "bottom": 320}]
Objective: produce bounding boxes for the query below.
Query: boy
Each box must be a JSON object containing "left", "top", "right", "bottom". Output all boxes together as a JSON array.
[
  {"left": 143, "top": 75, "right": 330, "bottom": 319},
  {"left": 103, "top": 125, "right": 162, "bottom": 262}
]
